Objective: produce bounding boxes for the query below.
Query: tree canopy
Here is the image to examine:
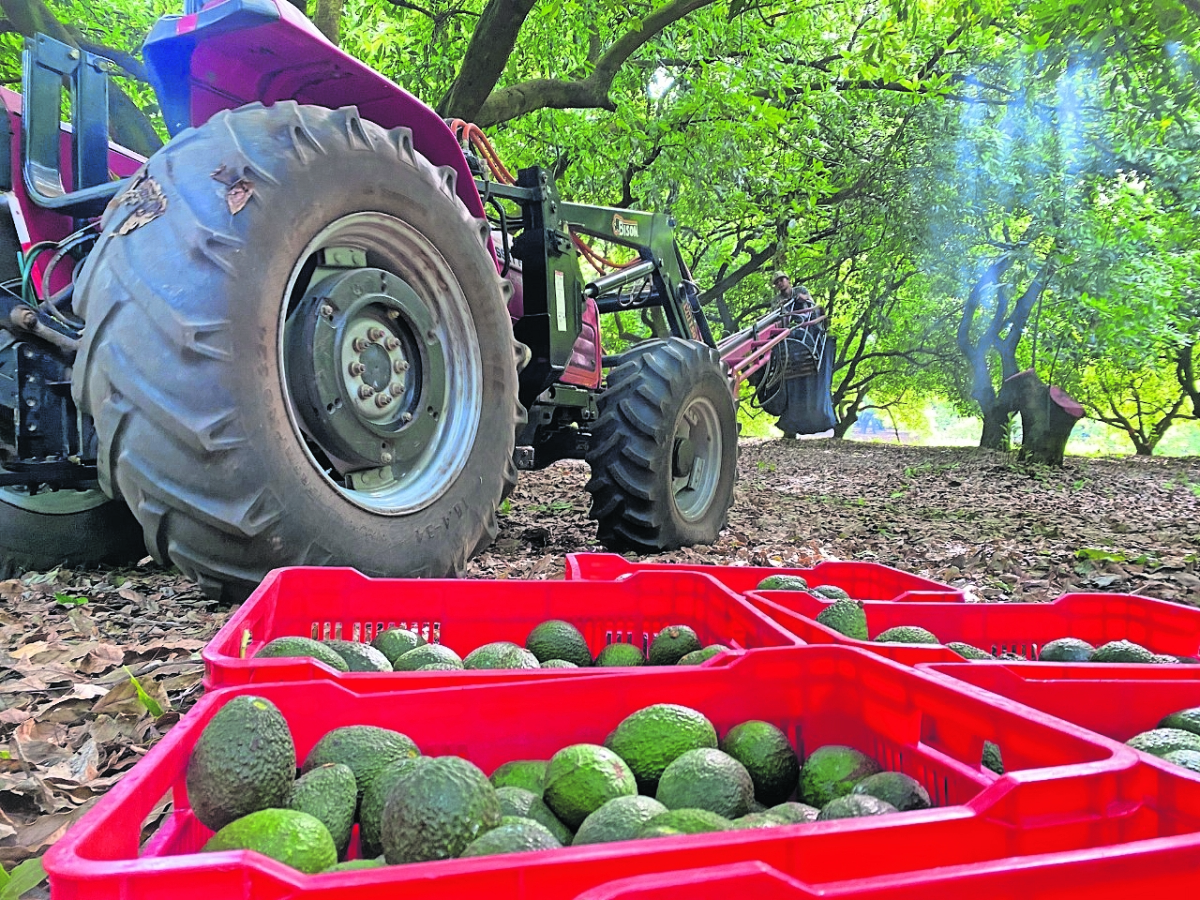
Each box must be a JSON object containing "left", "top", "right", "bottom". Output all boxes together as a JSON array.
[{"left": 1, "top": 0, "right": 1197, "bottom": 453}]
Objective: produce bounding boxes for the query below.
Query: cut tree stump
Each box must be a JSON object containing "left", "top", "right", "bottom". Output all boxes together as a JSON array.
[{"left": 998, "top": 369, "right": 1084, "bottom": 467}]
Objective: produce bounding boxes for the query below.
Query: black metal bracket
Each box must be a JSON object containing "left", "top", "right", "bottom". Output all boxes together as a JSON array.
[{"left": 21, "top": 34, "right": 126, "bottom": 217}]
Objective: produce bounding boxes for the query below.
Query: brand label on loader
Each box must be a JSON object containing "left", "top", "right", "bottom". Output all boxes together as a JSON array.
[
  {"left": 555, "top": 270, "right": 568, "bottom": 332},
  {"left": 612, "top": 214, "right": 640, "bottom": 239}
]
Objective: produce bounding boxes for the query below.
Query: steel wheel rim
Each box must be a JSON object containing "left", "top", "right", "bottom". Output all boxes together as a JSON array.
[
  {"left": 281, "top": 212, "right": 482, "bottom": 515},
  {"left": 671, "top": 395, "right": 723, "bottom": 520},
  {"left": 0, "top": 484, "right": 111, "bottom": 514}
]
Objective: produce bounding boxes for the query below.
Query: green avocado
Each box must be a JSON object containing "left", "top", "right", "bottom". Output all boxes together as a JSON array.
[
  {"left": 637, "top": 808, "right": 732, "bottom": 837},
  {"left": 655, "top": 748, "right": 754, "bottom": 820},
  {"left": 648, "top": 626, "right": 703, "bottom": 665},
  {"left": 254, "top": 637, "right": 349, "bottom": 672},
  {"left": 873, "top": 625, "right": 939, "bottom": 644},
  {"left": 463, "top": 641, "right": 540, "bottom": 670},
  {"left": 380, "top": 756, "right": 502, "bottom": 864},
  {"left": 573, "top": 795, "right": 668, "bottom": 845},
  {"left": 489, "top": 760, "right": 548, "bottom": 795},
  {"left": 495, "top": 786, "right": 573, "bottom": 845},
  {"left": 1126, "top": 728, "right": 1200, "bottom": 758},
  {"left": 816, "top": 794, "right": 897, "bottom": 820},
  {"left": 719, "top": 720, "right": 800, "bottom": 806},
  {"left": 1158, "top": 707, "right": 1200, "bottom": 736},
  {"left": 677, "top": 645, "right": 729, "bottom": 665},
  {"left": 185, "top": 695, "right": 296, "bottom": 832},
  {"left": 608, "top": 703, "right": 718, "bottom": 792},
  {"left": 287, "top": 763, "right": 357, "bottom": 857},
  {"left": 542, "top": 744, "right": 637, "bottom": 829},
  {"left": 370, "top": 628, "right": 425, "bottom": 667},
  {"left": 1090, "top": 640, "right": 1156, "bottom": 664},
  {"left": 459, "top": 819, "right": 561, "bottom": 857},
  {"left": 325, "top": 640, "right": 393, "bottom": 672},
  {"left": 526, "top": 620, "right": 593, "bottom": 668},
  {"left": 1038, "top": 638, "right": 1095, "bottom": 662},
  {"left": 798, "top": 745, "right": 881, "bottom": 808},
  {"left": 393, "top": 643, "right": 464, "bottom": 671},
  {"left": 809, "top": 585, "right": 851, "bottom": 600},
  {"left": 301, "top": 725, "right": 420, "bottom": 807},
  {"left": 947, "top": 642, "right": 993, "bottom": 660},
  {"left": 357, "top": 757, "right": 419, "bottom": 859},
  {"left": 755, "top": 574, "right": 810, "bottom": 591},
  {"left": 202, "top": 808, "right": 336, "bottom": 874},
  {"left": 851, "top": 771, "right": 931, "bottom": 811},
  {"left": 594, "top": 643, "right": 645, "bottom": 667},
  {"left": 814, "top": 600, "right": 868, "bottom": 641}
]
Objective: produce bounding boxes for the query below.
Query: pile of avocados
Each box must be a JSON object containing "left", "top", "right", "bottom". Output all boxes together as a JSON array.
[
  {"left": 1126, "top": 706, "right": 1200, "bottom": 774},
  {"left": 254, "top": 619, "right": 729, "bottom": 673},
  {"left": 756, "top": 576, "right": 1193, "bottom": 664},
  {"left": 184, "top": 697, "right": 948, "bottom": 873}
]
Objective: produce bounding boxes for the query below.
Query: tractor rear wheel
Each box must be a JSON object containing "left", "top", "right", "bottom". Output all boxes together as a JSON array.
[
  {"left": 73, "top": 103, "right": 523, "bottom": 599},
  {"left": 585, "top": 338, "right": 737, "bottom": 551}
]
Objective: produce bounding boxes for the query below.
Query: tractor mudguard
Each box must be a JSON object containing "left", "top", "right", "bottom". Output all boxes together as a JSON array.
[{"left": 141, "top": 0, "right": 490, "bottom": 235}]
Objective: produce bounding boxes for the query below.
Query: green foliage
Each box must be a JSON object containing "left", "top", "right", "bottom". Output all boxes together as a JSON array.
[{"left": 0, "top": 858, "right": 47, "bottom": 900}]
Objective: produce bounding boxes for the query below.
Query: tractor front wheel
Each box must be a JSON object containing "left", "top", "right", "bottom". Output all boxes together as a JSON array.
[
  {"left": 73, "top": 103, "right": 523, "bottom": 599},
  {"left": 585, "top": 338, "right": 737, "bottom": 551}
]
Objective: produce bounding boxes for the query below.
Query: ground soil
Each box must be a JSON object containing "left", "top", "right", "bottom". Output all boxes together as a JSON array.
[{"left": 1, "top": 438, "right": 1197, "bottom": 874}]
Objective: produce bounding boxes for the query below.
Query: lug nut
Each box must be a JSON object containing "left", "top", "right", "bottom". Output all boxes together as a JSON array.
[
  {"left": 352, "top": 337, "right": 369, "bottom": 352},
  {"left": 358, "top": 384, "right": 375, "bottom": 399},
  {"left": 381, "top": 451, "right": 393, "bottom": 464},
  {"left": 374, "top": 393, "right": 393, "bottom": 408},
  {"left": 348, "top": 361, "right": 366, "bottom": 377},
  {"left": 319, "top": 304, "right": 334, "bottom": 318},
  {"left": 367, "top": 327, "right": 385, "bottom": 342},
  {"left": 393, "top": 359, "right": 409, "bottom": 374},
  {"left": 384, "top": 336, "right": 401, "bottom": 351},
  {"left": 389, "top": 383, "right": 404, "bottom": 397},
  {"left": 401, "top": 412, "right": 413, "bottom": 423}
]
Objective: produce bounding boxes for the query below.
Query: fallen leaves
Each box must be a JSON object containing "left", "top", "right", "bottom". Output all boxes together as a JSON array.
[{"left": 0, "top": 438, "right": 1197, "bottom": 874}]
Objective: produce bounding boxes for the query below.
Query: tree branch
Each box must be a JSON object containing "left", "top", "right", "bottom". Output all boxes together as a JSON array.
[
  {"left": 436, "top": 0, "right": 539, "bottom": 121},
  {"left": 470, "top": 0, "right": 718, "bottom": 126}
]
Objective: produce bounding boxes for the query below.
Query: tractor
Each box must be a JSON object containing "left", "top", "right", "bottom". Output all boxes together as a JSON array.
[{"left": 0, "top": 0, "right": 796, "bottom": 598}]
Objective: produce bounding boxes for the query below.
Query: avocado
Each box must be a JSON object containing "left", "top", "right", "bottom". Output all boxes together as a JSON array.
[
  {"left": 814, "top": 600, "right": 868, "bottom": 641},
  {"left": 371, "top": 628, "right": 425, "bottom": 667},
  {"left": 185, "top": 695, "right": 295, "bottom": 832},
  {"left": 873, "top": 626, "right": 939, "bottom": 644},
  {"left": 798, "top": 745, "right": 881, "bottom": 808},
  {"left": 380, "top": 755, "right": 502, "bottom": 863},
  {"left": 719, "top": 720, "right": 800, "bottom": 806},
  {"left": 418, "top": 662, "right": 464, "bottom": 671},
  {"left": 947, "top": 642, "right": 993, "bottom": 660},
  {"left": 324, "top": 858, "right": 386, "bottom": 872},
  {"left": 1162, "top": 748, "right": 1200, "bottom": 773},
  {"left": 1153, "top": 654, "right": 1182, "bottom": 664},
  {"left": 541, "top": 659, "right": 580, "bottom": 668},
  {"left": 1090, "top": 640, "right": 1156, "bottom": 664},
  {"left": 747, "top": 798, "right": 767, "bottom": 813},
  {"left": 543, "top": 744, "right": 637, "bottom": 829},
  {"left": 573, "top": 795, "right": 668, "bottom": 845},
  {"left": 1159, "top": 707, "right": 1200, "bottom": 736},
  {"left": 325, "top": 640, "right": 393, "bottom": 672},
  {"left": 982, "top": 741, "right": 1004, "bottom": 774},
  {"left": 357, "top": 757, "right": 419, "bottom": 859},
  {"left": 648, "top": 626, "right": 703, "bottom": 665},
  {"left": 655, "top": 748, "right": 754, "bottom": 819},
  {"left": 1037, "top": 638, "right": 1094, "bottom": 662},
  {"left": 637, "top": 808, "right": 732, "bottom": 836},
  {"left": 768, "top": 801, "right": 819, "bottom": 823},
  {"left": 459, "top": 819, "right": 561, "bottom": 857},
  {"left": 490, "top": 760, "right": 548, "bottom": 795},
  {"left": 254, "top": 637, "right": 349, "bottom": 672},
  {"left": 809, "top": 585, "right": 851, "bottom": 600},
  {"left": 608, "top": 703, "right": 718, "bottom": 792},
  {"left": 301, "top": 725, "right": 420, "bottom": 806},
  {"left": 526, "top": 620, "right": 593, "bottom": 668},
  {"left": 851, "top": 771, "right": 931, "bottom": 811},
  {"left": 463, "top": 641, "right": 541, "bottom": 670},
  {"left": 393, "top": 643, "right": 464, "bottom": 671},
  {"left": 1126, "top": 728, "right": 1200, "bottom": 757},
  {"left": 202, "top": 808, "right": 336, "bottom": 874},
  {"left": 594, "top": 642, "right": 645, "bottom": 667},
  {"left": 495, "top": 786, "right": 573, "bottom": 845},
  {"left": 677, "top": 645, "right": 730, "bottom": 665},
  {"left": 816, "top": 794, "right": 897, "bottom": 820},
  {"left": 729, "top": 812, "right": 786, "bottom": 829},
  {"left": 287, "top": 763, "right": 357, "bottom": 857},
  {"left": 755, "top": 574, "right": 809, "bottom": 591}
]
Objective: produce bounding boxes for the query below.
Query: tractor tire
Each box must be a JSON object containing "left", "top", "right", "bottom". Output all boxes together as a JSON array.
[
  {"left": 585, "top": 338, "right": 737, "bottom": 551},
  {"left": 73, "top": 102, "right": 523, "bottom": 599},
  {"left": 0, "top": 488, "right": 145, "bottom": 578}
]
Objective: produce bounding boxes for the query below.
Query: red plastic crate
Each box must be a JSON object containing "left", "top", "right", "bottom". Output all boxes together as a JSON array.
[
  {"left": 47, "top": 646, "right": 1186, "bottom": 900},
  {"left": 564, "top": 552, "right": 965, "bottom": 601},
  {"left": 747, "top": 590, "right": 1200, "bottom": 666},
  {"left": 918, "top": 661, "right": 1200, "bottom": 744},
  {"left": 202, "top": 567, "right": 800, "bottom": 688}
]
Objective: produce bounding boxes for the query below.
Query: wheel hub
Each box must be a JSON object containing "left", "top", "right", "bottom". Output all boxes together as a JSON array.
[{"left": 285, "top": 266, "right": 445, "bottom": 471}]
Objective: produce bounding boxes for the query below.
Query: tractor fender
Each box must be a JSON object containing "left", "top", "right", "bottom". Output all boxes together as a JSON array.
[{"left": 141, "top": 0, "right": 489, "bottom": 232}]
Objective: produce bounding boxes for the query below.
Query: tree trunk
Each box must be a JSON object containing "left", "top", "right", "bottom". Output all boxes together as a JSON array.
[
  {"left": 997, "top": 370, "right": 1083, "bottom": 467},
  {"left": 978, "top": 405, "right": 1011, "bottom": 450}
]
